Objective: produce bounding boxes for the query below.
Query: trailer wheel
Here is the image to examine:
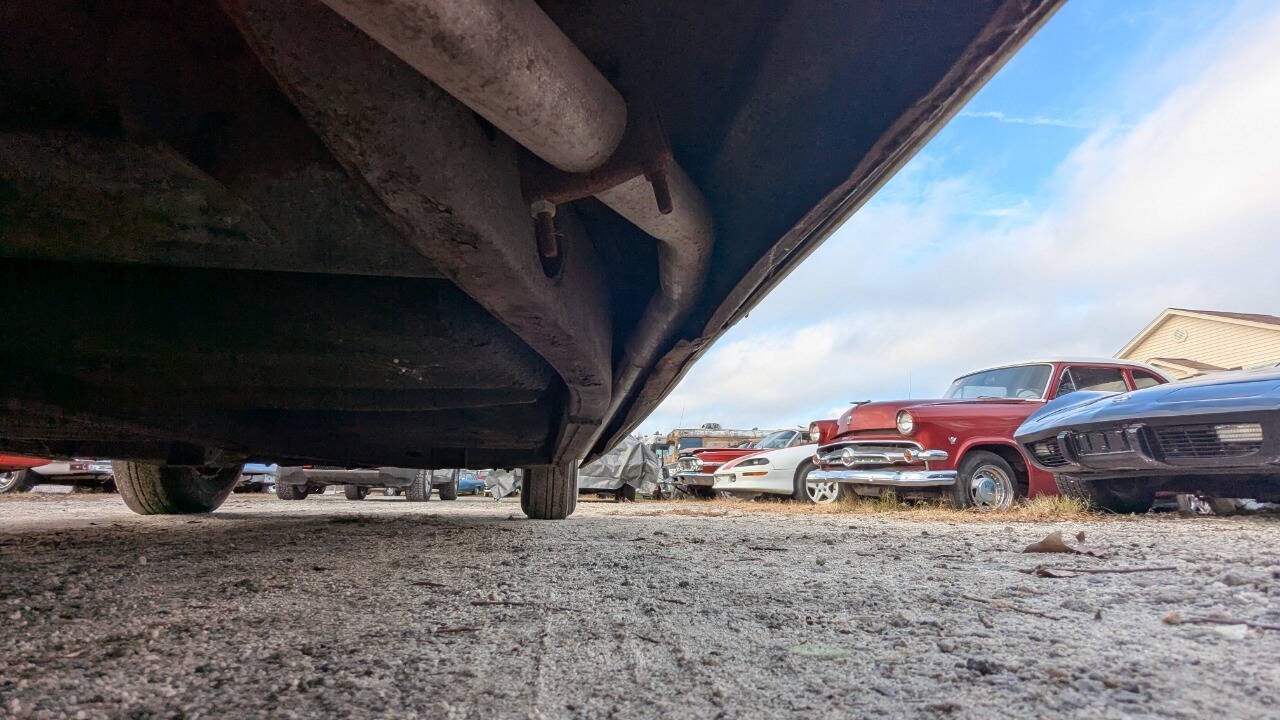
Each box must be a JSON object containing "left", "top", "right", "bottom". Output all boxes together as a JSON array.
[
  {"left": 113, "top": 461, "right": 242, "bottom": 515},
  {"left": 344, "top": 484, "right": 369, "bottom": 501},
  {"left": 276, "top": 483, "right": 309, "bottom": 500},
  {"left": 520, "top": 465, "right": 577, "bottom": 519},
  {"left": 406, "top": 471, "right": 433, "bottom": 502}
]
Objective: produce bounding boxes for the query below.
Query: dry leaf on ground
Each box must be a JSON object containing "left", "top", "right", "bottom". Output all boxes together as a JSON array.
[{"left": 1022, "top": 530, "right": 1108, "bottom": 558}]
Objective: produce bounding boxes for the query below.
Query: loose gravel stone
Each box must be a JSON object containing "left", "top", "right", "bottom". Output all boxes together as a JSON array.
[{"left": 0, "top": 494, "right": 1278, "bottom": 718}]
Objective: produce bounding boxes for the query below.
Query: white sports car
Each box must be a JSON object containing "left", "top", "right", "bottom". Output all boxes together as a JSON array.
[{"left": 712, "top": 443, "right": 845, "bottom": 504}]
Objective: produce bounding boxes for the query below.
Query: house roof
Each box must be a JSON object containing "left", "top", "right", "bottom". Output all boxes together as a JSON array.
[
  {"left": 1118, "top": 308, "right": 1280, "bottom": 358},
  {"left": 1170, "top": 309, "right": 1280, "bottom": 328},
  {"left": 1147, "top": 357, "right": 1228, "bottom": 372}
]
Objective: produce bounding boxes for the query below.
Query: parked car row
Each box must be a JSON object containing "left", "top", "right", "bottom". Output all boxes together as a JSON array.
[
  {"left": 274, "top": 466, "right": 494, "bottom": 502},
  {"left": 792, "top": 356, "right": 1280, "bottom": 513},
  {"left": 668, "top": 358, "right": 1178, "bottom": 510}
]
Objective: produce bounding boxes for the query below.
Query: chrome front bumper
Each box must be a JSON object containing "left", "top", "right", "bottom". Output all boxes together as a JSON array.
[
  {"left": 674, "top": 472, "right": 716, "bottom": 487},
  {"left": 807, "top": 468, "right": 957, "bottom": 487}
]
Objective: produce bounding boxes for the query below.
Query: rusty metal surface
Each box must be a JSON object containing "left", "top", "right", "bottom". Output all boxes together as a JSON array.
[
  {"left": 591, "top": 0, "right": 1067, "bottom": 454},
  {"left": 224, "top": 0, "right": 614, "bottom": 466},
  {"left": 0, "top": 0, "right": 1066, "bottom": 476},
  {"left": 318, "top": 0, "right": 627, "bottom": 174}
]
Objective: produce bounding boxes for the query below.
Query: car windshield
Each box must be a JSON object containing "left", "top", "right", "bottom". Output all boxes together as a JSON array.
[
  {"left": 754, "top": 430, "right": 794, "bottom": 449},
  {"left": 945, "top": 364, "right": 1052, "bottom": 399}
]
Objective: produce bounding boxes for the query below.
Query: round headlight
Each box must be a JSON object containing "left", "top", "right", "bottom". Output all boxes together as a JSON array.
[
  {"left": 809, "top": 424, "right": 821, "bottom": 442},
  {"left": 896, "top": 410, "right": 914, "bottom": 435}
]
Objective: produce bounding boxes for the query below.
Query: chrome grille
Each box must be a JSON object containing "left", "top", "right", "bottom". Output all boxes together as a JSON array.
[
  {"left": 677, "top": 456, "right": 704, "bottom": 472},
  {"left": 1153, "top": 423, "right": 1263, "bottom": 459},
  {"left": 818, "top": 440, "right": 922, "bottom": 467}
]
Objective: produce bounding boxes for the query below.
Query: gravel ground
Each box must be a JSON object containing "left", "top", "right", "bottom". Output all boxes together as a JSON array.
[{"left": 2, "top": 493, "right": 1279, "bottom": 719}]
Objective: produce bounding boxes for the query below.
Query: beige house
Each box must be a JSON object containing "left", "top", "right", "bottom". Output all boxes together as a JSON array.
[{"left": 1117, "top": 308, "right": 1280, "bottom": 379}]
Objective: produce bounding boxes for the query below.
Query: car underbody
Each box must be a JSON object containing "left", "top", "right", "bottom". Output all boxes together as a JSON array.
[{"left": 0, "top": 0, "right": 1062, "bottom": 516}]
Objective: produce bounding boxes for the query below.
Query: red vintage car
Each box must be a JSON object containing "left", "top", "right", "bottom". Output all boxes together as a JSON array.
[
  {"left": 808, "top": 359, "right": 1170, "bottom": 509},
  {"left": 674, "top": 428, "right": 809, "bottom": 497}
]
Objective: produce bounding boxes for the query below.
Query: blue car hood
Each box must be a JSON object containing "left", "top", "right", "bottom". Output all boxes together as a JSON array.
[{"left": 1017, "top": 369, "right": 1280, "bottom": 439}]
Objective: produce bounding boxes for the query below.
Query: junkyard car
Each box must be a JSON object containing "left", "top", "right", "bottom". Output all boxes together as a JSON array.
[
  {"left": 1016, "top": 368, "right": 1280, "bottom": 513},
  {"left": 577, "top": 436, "right": 662, "bottom": 501},
  {"left": 0, "top": 1, "right": 1062, "bottom": 520},
  {"left": 236, "top": 463, "right": 279, "bottom": 492},
  {"left": 809, "top": 360, "right": 1169, "bottom": 509},
  {"left": 457, "top": 470, "right": 485, "bottom": 496},
  {"left": 0, "top": 457, "right": 114, "bottom": 494},
  {"left": 674, "top": 429, "right": 808, "bottom": 497},
  {"left": 713, "top": 441, "right": 836, "bottom": 503},
  {"left": 0, "top": 454, "right": 48, "bottom": 493},
  {"left": 276, "top": 466, "right": 455, "bottom": 501}
]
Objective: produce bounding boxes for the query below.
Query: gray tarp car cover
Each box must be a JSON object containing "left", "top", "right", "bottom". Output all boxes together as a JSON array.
[
  {"left": 486, "top": 469, "right": 521, "bottom": 500},
  {"left": 577, "top": 437, "right": 661, "bottom": 495}
]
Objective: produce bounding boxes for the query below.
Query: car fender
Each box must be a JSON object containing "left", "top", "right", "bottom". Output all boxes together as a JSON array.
[{"left": 953, "top": 436, "right": 1057, "bottom": 497}]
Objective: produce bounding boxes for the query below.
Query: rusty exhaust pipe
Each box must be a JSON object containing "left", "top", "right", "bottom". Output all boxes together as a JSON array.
[{"left": 319, "top": 0, "right": 714, "bottom": 441}]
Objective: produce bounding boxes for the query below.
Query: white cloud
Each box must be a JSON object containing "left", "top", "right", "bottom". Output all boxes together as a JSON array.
[
  {"left": 959, "top": 110, "right": 1094, "bottom": 129},
  {"left": 640, "top": 6, "right": 1280, "bottom": 434}
]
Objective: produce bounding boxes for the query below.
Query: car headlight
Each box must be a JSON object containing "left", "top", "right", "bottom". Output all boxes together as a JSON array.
[
  {"left": 809, "top": 424, "right": 821, "bottom": 442},
  {"left": 896, "top": 410, "right": 914, "bottom": 435},
  {"left": 737, "top": 457, "right": 769, "bottom": 467}
]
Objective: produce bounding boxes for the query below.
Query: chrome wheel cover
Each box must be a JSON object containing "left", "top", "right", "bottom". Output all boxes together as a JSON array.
[
  {"left": 806, "top": 478, "right": 841, "bottom": 504},
  {"left": 0, "top": 471, "right": 19, "bottom": 492},
  {"left": 969, "top": 465, "right": 1014, "bottom": 509}
]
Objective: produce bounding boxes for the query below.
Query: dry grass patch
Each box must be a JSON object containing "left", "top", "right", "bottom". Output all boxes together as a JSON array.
[{"left": 620, "top": 492, "right": 1100, "bottom": 523}]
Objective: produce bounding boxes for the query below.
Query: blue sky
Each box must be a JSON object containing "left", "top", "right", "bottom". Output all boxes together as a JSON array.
[{"left": 641, "top": 0, "right": 1280, "bottom": 434}]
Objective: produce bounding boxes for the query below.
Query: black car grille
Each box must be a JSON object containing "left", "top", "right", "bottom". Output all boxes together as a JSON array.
[
  {"left": 1152, "top": 423, "right": 1263, "bottom": 459},
  {"left": 1027, "top": 439, "right": 1068, "bottom": 467}
]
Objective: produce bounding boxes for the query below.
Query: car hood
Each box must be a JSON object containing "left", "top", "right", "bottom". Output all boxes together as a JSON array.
[
  {"left": 1016, "top": 370, "right": 1280, "bottom": 440},
  {"left": 839, "top": 398, "right": 1034, "bottom": 433}
]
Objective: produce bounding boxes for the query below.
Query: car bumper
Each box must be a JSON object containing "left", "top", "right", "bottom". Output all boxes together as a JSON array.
[
  {"left": 808, "top": 468, "right": 957, "bottom": 487},
  {"left": 674, "top": 472, "right": 716, "bottom": 487}
]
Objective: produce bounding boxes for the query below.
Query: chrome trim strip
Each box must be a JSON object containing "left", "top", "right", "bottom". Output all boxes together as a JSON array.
[
  {"left": 817, "top": 447, "right": 949, "bottom": 467},
  {"left": 807, "top": 468, "right": 957, "bottom": 487}
]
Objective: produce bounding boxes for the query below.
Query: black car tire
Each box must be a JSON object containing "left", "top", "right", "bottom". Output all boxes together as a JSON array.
[
  {"left": 439, "top": 473, "right": 459, "bottom": 501},
  {"left": 406, "top": 471, "right": 433, "bottom": 502},
  {"left": 520, "top": 465, "right": 577, "bottom": 520},
  {"left": 1056, "top": 474, "right": 1156, "bottom": 514},
  {"left": 276, "top": 483, "right": 309, "bottom": 500},
  {"left": 615, "top": 484, "right": 637, "bottom": 502},
  {"left": 0, "top": 469, "right": 34, "bottom": 494},
  {"left": 114, "top": 461, "right": 242, "bottom": 515},
  {"left": 344, "top": 484, "right": 369, "bottom": 501},
  {"left": 951, "top": 451, "right": 1020, "bottom": 510}
]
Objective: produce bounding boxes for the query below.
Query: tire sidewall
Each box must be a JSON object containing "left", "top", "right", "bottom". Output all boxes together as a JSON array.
[
  {"left": 952, "top": 451, "right": 1018, "bottom": 510},
  {"left": 0, "top": 470, "right": 32, "bottom": 494}
]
